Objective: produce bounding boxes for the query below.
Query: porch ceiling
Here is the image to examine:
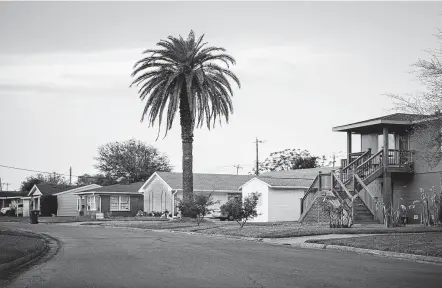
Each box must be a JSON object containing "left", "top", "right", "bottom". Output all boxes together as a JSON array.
[{"left": 332, "top": 123, "right": 412, "bottom": 134}]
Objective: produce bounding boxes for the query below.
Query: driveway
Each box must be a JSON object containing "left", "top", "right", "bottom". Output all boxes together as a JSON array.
[{"left": 2, "top": 222, "right": 441, "bottom": 288}]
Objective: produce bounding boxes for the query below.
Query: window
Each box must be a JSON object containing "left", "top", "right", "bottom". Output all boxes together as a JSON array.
[
  {"left": 110, "top": 196, "right": 131, "bottom": 211},
  {"left": 87, "top": 196, "right": 97, "bottom": 211},
  {"left": 110, "top": 196, "right": 119, "bottom": 211},
  {"left": 378, "top": 134, "right": 395, "bottom": 151},
  {"left": 77, "top": 198, "right": 81, "bottom": 211},
  {"left": 120, "top": 196, "right": 130, "bottom": 211}
]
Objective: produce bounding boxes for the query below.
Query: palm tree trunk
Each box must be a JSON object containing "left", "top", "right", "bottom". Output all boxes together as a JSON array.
[{"left": 179, "top": 91, "right": 194, "bottom": 214}]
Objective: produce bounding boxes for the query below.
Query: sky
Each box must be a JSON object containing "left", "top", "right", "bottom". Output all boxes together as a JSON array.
[{"left": 0, "top": 1, "right": 441, "bottom": 190}]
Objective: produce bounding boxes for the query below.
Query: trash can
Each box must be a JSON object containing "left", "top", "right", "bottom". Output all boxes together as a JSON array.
[{"left": 30, "top": 210, "right": 39, "bottom": 224}]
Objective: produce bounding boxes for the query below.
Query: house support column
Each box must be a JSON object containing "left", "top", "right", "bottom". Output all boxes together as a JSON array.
[
  {"left": 347, "top": 131, "right": 352, "bottom": 163},
  {"left": 382, "top": 127, "right": 392, "bottom": 226}
]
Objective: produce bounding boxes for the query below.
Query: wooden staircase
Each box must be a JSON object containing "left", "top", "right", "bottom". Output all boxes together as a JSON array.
[{"left": 300, "top": 150, "right": 383, "bottom": 224}]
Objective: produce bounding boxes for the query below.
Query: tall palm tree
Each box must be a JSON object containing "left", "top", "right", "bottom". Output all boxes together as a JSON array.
[{"left": 131, "top": 30, "right": 240, "bottom": 207}]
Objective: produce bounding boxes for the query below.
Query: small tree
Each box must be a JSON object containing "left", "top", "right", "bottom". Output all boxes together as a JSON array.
[
  {"left": 220, "top": 192, "right": 261, "bottom": 228},
  {"left": 177, "top": 193, "right": 219, "bottom": 226},
  {"left": 321, "top": 194, "right": 353, "bottom": 228}
]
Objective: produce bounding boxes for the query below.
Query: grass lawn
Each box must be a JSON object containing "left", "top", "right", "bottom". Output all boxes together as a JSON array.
[
  {"left": 0, "top": 233, "right": 46, "bottom": 264},
  {"left": 97, "top": 218, "right": 442, "bottom": 239},
  {"left": 306, "top": 233, "right": 442, "bottom": 257}
]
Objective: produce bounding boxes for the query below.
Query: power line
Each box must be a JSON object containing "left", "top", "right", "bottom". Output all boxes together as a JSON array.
[{"left": 0, "top": 164, "right": 107, "bottom": 180}]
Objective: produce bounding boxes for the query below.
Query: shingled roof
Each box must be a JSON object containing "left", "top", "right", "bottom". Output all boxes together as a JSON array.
[
  {"left": 155, "top": 172, "right": 253, "bottom": 191},
  {"left": 261, "top": 167, "right": 336, "bottom": 180},
  {"left": 82, "top": 182, "right": 145, "bottom": 193},
  {"left": 0, "top": 191, "right": 27, "bottom": 198},
  {"left": 256, "top": 177, "right": 313, "bottom": 188},
  {"left": 33, "top": 184, "right": 78, "bottom": 196}
]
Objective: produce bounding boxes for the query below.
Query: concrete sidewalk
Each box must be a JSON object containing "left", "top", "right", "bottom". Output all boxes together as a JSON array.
[{"left": 261, "top": 233, "right": 377, "bottom": 246}]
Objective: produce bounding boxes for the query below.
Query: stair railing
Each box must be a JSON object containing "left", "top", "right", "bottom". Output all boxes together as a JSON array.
[
  {"left": 300, "top": 174, "right": 320, "bottom": 215},
  {"left": 355, "top": 150, "right": 383, "bottom": 180},
  {"left": 353, "top": 174, "right": 378, "bottom": 220},
  {"left": 340, "top": 150, "right": 372, "bottom": 184},
  {"left": 300, "top": 171, "right": 332, "bottom": 214}
]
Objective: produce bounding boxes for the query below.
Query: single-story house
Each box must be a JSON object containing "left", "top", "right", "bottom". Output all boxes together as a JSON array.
[
  {"left": 75, "top": 182, "right": 144, "bottom": 218},
  {"left": 140, "top": 172, "right": 253, "bottom": 216},
  {"left": 0, "top": 191, "right": 27, "bottom": 215},
  {"left": 27, "top": 184, "right": 101, "bottom": 217},
  {"left": 240, "top": 176, "right": 313, "bottom": 222},
  {"left": 54, "top": 184, "right": 102, "bottom": 216}
]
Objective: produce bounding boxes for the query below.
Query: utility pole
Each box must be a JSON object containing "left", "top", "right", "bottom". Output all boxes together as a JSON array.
[
  {"left": 254, "top": 137, "right": 265, "bottom": 176},
  {"left": 69, "top": 167, "right": 72, "bottom": 185},
  {"left": 233, "top": 165, "right": 243, "bottom": 175}
]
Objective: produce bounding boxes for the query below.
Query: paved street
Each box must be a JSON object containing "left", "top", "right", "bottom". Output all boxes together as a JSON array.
[{"left": 2, "top": 222, "right": 442, "bottom": 288}]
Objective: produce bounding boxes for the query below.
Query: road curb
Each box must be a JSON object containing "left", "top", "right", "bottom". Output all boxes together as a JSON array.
[
  {"left": 0, "top": 231, "right": 50, "bottom": 274},
  {"left": 299, "top": 243, "right": 326, "bottom": 249},
  {"left": 324, "top": 244, "right": 442, "bottom": 264}
]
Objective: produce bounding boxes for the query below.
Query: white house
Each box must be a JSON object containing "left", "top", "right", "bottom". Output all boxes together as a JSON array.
[
  {"left": 139, "top": 172, "right": 253, "bottom": 216},
  {"left": 239, "top": 177, "right": 313, "bottom": 222}
]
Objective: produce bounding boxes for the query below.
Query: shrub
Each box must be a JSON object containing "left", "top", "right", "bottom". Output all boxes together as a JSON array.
[
  {"left": 177, "top": 194, "right": 219, "bottom": 225},
  {"left": 220, "top": 192, "right": 260, "bottom": 228},
  {"left": 321, "top": 193, "right": 353, "bottom": 228}
]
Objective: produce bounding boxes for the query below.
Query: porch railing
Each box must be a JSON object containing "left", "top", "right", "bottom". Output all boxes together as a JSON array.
[
  {"left": 340, "top": 150, "right": 372, "bottom": 184},
  {"left": 386, "top": 149, "right": 415, "bottom": 167}
]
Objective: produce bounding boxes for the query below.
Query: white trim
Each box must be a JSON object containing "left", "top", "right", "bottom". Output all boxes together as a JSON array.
[
  {"left": 75, "top": 191, "right": 141, "bottom": 195},
  {"left": 332, "top": 118, "right": 419, "bottom": 132},
  {"left": 172, "top": 190, "right": 179, "bottom": 216},
  {"left": 139, "top": 172, "right": 173, "bottom": 192},
  {"left": 53, "top": 184, "right": 102, "bottom": 196},
  {"left": 239, "top": 177, "right": 270, "bottom": 190},
  {"left": 0, "top": 196, "right": 23, "bottom": 200},
  {"left": 28, "top": 185, "right": 40, "bottom": 197},
  {"left": 76, "top": 198, "right": 81, "bottom": 211},
  {"left": 110, "top": 195, "right": 131, "bottom": 212},
  {"left": 174, "top": 189, "right": 249, "bottom": 193},
  {"left": 239, "top": 177, "right": 310, "bottom": 190},
  {"left": 271, "top": 186, "right": 310, "bottom": 189},
  {"left": 87, "top": 194, "right": 97, "bottom": 211}
]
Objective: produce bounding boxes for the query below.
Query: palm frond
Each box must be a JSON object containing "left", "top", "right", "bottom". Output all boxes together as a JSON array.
[{"left": 131, "top": 31, "right": 240, "bottom": 138}]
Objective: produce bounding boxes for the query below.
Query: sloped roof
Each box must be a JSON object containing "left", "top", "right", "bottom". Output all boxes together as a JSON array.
[
  {"left": 0, "top": 191, "right": 27, "bottom": 198},
  {"left": 257, "top": 177, "right": 313, "bottom": 188},
  {"left": 82, "top": 182, "right": 145, "bottom": 193},
  {"left": 34, "top": 184, "right": 78, "bottom": 196},
  {"left": 261, "top": 167, "right": 337, "bottom": 180},
  {"left": 156, "top": 172, "right": 253, "bottom": 191},
  {"left": 332, "top": 113, "right": 433, "bottom": 132}
]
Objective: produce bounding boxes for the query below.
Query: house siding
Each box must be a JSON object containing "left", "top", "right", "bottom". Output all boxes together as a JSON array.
[
  {"left": 267, "top": 187, "right": 305, "bottom": 222},
  {"left": 361, "top": 133, "right": 378, "bottom": 152},
  {"left": 241, "top": 179, "right": 268, "bottom": 222},
  {"left": 141, "top": 177, "right": 173, "bottom": 213},
  {"left": 57, "top": 192, "right": 79, "bottom": 216},
  {"left": 100, "top": 194, "right": 143, "bottom": 217}
]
